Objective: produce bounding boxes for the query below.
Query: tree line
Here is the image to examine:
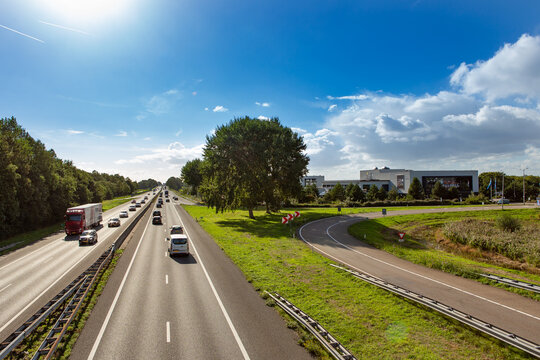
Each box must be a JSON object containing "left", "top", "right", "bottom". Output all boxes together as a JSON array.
[{"left": 0, "top": 117, "right": 140, "bottom": 239}]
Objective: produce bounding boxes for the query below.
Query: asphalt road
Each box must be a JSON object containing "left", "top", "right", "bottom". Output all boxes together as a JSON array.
[
  {"left": 70, "top": 197, "right": 310, "bottom": 359},
  {"left": 0, "top": 191, "right": 156, "bottom": 342},
  {"left": 299, "top": 204, "right": 540, "bottom": 344}
]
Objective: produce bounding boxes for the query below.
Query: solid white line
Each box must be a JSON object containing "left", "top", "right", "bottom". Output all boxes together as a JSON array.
[
  {"left": 166, "top": 321, "right": 171, "bottom": 343},
  {"left": 298, "top": 218, "right": 540, "bottom": 322},
  {"left": 0, "top": 284, "right": 12, "bottom": 293},
  {"left": 171, "top": 206, "right": 250, "bottom": 360},
  {"left": 165, "top": 274, "right": 168, "bottom": 284},
  {"left": 87, "top": 217, "right": 152, "bottom": 360}
]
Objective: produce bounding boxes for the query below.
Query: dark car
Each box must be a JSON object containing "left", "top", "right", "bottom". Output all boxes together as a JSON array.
[
  {"left": 166, "top": 198, "right": 170, "bottom": 202},
  {"left": 153, "top": 210, "right": 161, "bottom": 217},
  {"left": 156, "top": 203, "right": 162, "bottom": 208},
  {"left": 152, "top": 215, "right": 162, "bottom": 225},
  {"left": 79, "top": 229, "right": 98, "bottom": 246}
]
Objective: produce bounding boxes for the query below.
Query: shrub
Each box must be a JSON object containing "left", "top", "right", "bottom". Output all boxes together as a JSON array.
[{"left": 496, "top": 213, "right": 521, "bottom": 232}]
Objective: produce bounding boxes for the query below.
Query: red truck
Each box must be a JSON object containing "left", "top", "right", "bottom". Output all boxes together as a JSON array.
[{"left": 64, "top": 203, "right": 103, "bottom": 235}]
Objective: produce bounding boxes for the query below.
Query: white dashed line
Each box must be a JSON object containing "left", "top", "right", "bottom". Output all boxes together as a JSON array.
[
  {"left": 0, "top": 283, "right": 12, "bottom": 293},
  {"left": 165, "top": 274, "right": 168, "bottom": 284},
  {"left": 166, "top": 321, "right": 171, "bottom": 343}
]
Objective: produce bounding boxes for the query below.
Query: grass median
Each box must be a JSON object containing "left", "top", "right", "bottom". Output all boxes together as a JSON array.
[{"left": 184, "top": 205, "right": 532, "bottom": 359}]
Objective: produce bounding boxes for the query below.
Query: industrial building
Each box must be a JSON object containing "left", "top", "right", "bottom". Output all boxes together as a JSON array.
[{"left": 301, "top": 167, "right": 479, "bottom": 196}]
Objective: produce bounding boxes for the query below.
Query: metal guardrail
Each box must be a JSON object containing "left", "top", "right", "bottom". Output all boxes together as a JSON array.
[
  {"left": 266, "top": 292, "right": 357, "bottom": 360},
  {"left": 330, "top": 264, "right": 540, "bottom": 358},
  {"left": 0, "top": 194, "right": 156, "bottom": 359},
  {"left": 480, "top": 274, "right": 540, "bottom": 294}
]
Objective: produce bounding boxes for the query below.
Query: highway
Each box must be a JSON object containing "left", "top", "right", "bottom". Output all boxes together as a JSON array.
[
  {"left": 70, "top": 196, "right": 310, "bottom": 359},
  {"left": 0, "top": 192, "right": 156, "bottom": 342},
  {"left": 299, "top": 206, "right": 540, "bottom": 344}
]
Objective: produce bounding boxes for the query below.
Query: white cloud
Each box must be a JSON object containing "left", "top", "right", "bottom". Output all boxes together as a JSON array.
[
  {"left": 257, "top": 115, "right": 270, "bottom": 120},
  {"left": 175, "top": 130, "right": 182, "bottom": 136},
  {"left": 145, "top": 89, "right": 181, "bottom": 115},
  {"left": 143, "top": 137, "right": 151, "bottom": 141},
  {"left": 192, "top": 91, "right": 197, "bottom": 96},
  {"left": 255, "top": 102, "right": 270, "bottom": 107},
  {"left": 204, "top": 107, "right": 209, "bottom": 111},
  {"left": 303, "top": 34, "right": 540, "bottom": 178},
  {"left": 450, "top": 34, "right": 540, "bottom": 101},
  {"left": 66, "top": 129, "right": 84, "bottom": 135},
  {"left": 115, "top": 142, "right": 204, "bottom": 165},
  {"left": 164, "top": 89, "right": 179, "bottom": 95},
  {"left": 213, "top": 105, "right": 228, "bottom": 112},
  {"left": 115, "top": 131, "right": 128, "bottom": 137},
  {"left": 327, "top": 94, "right": 369, "bottom": 101},
  {"left": 328, "top": 104, "right": 337, "bottom": 112}
]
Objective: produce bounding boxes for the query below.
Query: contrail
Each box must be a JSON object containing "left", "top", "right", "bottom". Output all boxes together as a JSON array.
[
  {"left": 0, "top": 24, "right": 44, "bottom": 43},
  {"left": 39, "top": 20, "right": 89, "bottom": 35}
]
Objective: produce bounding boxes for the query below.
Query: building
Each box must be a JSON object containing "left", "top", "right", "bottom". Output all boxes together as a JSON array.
[{"left": 301, "top": 167, "right": 479, "bottom": 196}]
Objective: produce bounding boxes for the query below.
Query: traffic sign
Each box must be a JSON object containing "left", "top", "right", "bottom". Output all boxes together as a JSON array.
[
  {"left": 287, "top": 213, "right": 294, "bottom": 221},
  {"left": 282, "top": 217, "right": 289, "bottom": 224},
  {"left": 294, "top": 211, "right": 300, "bottom": 218},
  {"left": 398, "top": 232, "right": 405, "bottom": 242}
]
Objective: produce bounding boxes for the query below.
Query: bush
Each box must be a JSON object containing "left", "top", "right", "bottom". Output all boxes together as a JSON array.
[{"left": 496, "top": 213, "right": 521, "bottom": 232}]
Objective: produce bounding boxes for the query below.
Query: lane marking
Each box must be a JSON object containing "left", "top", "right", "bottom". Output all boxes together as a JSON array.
[
  {"left": 166, "top": 321, "right": 170, "bottom": 343},
  {"left": 87, "top": 217, "right": 152, "bottom": 360},
  {"left": 165, "top": 274, "right": 168, "bottom": 285},
  {"left": 171, "top": 206, "right": 250, "bottom": 360},
  {"left": 298, "top": 218, "right": 540, "bottom": 322},
  {"left": 0, "top": 284, "right": 12, "bottom": 294},
  {"left": 165, "top": 251, "right": 167, "bottom": 257}
]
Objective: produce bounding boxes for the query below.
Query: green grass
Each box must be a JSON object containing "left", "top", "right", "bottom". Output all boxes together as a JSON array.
[
  {"left": 348, "top": 209, "right": 540, "bottom": 301},
  {"left": 0, "top": 222, "right": 63, "bottom": 256},
  {"left": 102, "top": 196, "right": 135, "bottom": 211},
  {"left": 184, "top": 205, "right": 532, "bottom": 359}
]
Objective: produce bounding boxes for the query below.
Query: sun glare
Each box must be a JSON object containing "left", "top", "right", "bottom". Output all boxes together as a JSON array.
[{"left": 41, "top": 0, "right": 130, "bottom": 25}]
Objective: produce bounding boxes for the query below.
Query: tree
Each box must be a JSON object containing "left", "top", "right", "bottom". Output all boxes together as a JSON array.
[
  {"left": 349, "top": 184, "right": 364, "bottom": 202},
  {"left": 431, "top": 181, "right": 447, "bottom": 199},
  {"left": 387, "top": 187, "right": 399, "bottom": 201},
  {"left": 408, "top": 177, "right": 424, "bottom": 199},
  {"left": 376, "top": 186, "right": 388, "bottom": 201},
  {"left": 345, "top": 183, "right": 355, "bottom": 200},
  {"left": 366, "top": 185, "right": 379, "bottom": 202},
  {"left": 166, "top": 176, "right": 183, "bottom": 190},
  {"left": 200, "top": 117, "right": 309, "bottom": 218},
  {"left": 330, "top": 183, "right": 345, "bottom": 202},
  {"left": 181, "top": 159, "right": 203, "bottom": 195},
  {"left": 448, "top": 187, "right": 460, "bottom": 199}
]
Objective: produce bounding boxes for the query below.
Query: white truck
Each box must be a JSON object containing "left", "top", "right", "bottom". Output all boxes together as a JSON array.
[{"left": 65, "top": 203, "right": 103, "bottom": 235}]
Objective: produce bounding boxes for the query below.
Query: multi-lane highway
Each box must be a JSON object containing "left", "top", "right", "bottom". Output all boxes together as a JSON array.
[
  {"left": 0, "top": 192, "right": 156, "bottom": 342},
  {"left": 70, "top": 196, "right": 311, "bottom": 359},
  {"left": 299, "top": 206, "right": 540, "bottom": 344}
]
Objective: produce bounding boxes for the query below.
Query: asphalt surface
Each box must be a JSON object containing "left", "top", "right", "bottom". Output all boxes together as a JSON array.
[
  {"left": 299, "top": 204, "right": 540, "bottom": 344},
  {"left": 0, "top": 192, "right": 156, "bottom": 342},
  {"left": 70, "top": 197, "right": 310, "bottom": 360}
]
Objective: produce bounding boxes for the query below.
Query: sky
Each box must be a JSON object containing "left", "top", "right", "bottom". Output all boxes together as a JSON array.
[{"left": 1, "top": 0, "right": 540, "bottom": 182}]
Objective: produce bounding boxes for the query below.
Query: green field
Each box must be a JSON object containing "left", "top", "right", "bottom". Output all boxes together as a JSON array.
[{"left": 183, "top": 205, "right": 532, "bottom": 359}]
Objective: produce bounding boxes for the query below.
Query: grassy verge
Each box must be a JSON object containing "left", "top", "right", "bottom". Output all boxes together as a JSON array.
[
  {"left": 5, "top": 250, "right": 123, "bottom": 359},
  {"left": 0, "top": 223, "right": 63, "bottom": 256},
  {"left": 348, "top": 209, "right": 540, "bottom": 301},
  {"left": 184, "top": 205, "right": 532, "bottom": 359},
  {"left": 102, "top": 196, "right": 135, "bottom": 211}
]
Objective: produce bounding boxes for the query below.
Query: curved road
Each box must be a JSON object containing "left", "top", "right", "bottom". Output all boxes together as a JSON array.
[{"left": 299, "top": 205, "right": 540, "bottom": 344}]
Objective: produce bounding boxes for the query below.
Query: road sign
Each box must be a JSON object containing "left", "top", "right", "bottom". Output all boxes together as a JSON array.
[
  {"left": 287, "top": 213, "right": 294, "bottom": 221},
  {"left": 398, "top": 232, "right": 405, "bottom": 242},
  {"left": 382, "top": 208, "right": 387, "bottom": 215},
  {"left": 294, "top": 211, "right": 300, "bottom": 218},
  {"left": 282, "top": 217, "right": 288, "bottom": 224}
]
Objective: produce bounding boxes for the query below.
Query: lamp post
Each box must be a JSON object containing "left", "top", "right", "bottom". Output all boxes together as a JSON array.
[
  {"left": 521, "top": 167, "right": 528, "bottom": 204},
  {"left": 501, "top": 172, "right": 505, "bottom": 210}
]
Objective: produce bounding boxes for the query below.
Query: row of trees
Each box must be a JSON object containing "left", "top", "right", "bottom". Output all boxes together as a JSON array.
[
  {"left": 165, "top": 176, "right": 183, "bottom": 190},
  {"left": 479, "top": 172, "right": 540, "bottom": 202},
  {"left": 137, "top": 178, "right": 160, "bottom": 190},
  {"left": 1, "top": 117, "right": 139, "bottom": 239},
  {"left": 181, "top": 117, "right": 309, "bottom": 218}
]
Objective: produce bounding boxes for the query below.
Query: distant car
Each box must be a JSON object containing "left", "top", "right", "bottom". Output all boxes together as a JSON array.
[
  {"left": 141, "top": 199, "right": 146, "bottom": 204},
  {"left": 144, "top": 196, "right": 148, "bottom": 200},
  {"left": 156, "top": 203, "right": 162, "bottom": 208},
  {"left": 79, "top": 229, "right": 97, "bottom": 246},
  {"left": 166, "top": 198, "right": 170, "bottom": 202},
  {"left": 170, "top": 225, "right": 184, "bottom": 235},
  {"left": 129, "top": 205, "right": 136, "bottom": 211},
  {"left": 152, "top": 216, "right": 162, "bottom": 225},
  {"left": 108, "top": 218, "right": 121, "bottom": 227},
  {"left": 168, "top": 234, "right": 189, "bottom": 256},
  {"left": 136, "top": 202, "right": 141, "bottom": 207},
  {"left": 119, "top": 211, "right": 128, "bottom": 218},
  {"left": 497, "top": 198, "right": 510, "bottom": 204},
  {"left": 131, "top": 199, "right": 136, "bottom": 204},
  {"left": 173, "top": 196, "right": 178, "bottom": 200},
  {"left": 153, "top": 210, "right": 161, "bottom": 217}
]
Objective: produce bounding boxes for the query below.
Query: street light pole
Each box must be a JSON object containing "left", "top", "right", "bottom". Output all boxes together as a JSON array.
[
  {"left": 501, "top": 172, "right": 505, "bottom": 210},
  {"left": 521, "top": 167, "right": 528, "bottom": 204}
]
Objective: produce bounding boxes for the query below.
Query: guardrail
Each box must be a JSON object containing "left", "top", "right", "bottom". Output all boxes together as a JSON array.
[
  {"left": 330, "top": 264, "right": 540, "bottom": 358},
  {"left": 0, "top": 194, "right": 157, "bottom": 359},
  {"left": 479, "top": 274, "right": 540, "bottom": 294},
  {"left": 266, "top": 292, "right": 357, "bottom": 360}
]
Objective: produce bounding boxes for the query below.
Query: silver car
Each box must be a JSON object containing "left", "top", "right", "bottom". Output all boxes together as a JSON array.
[{"left": 79, "top": 229, "right": 98, "bottom": 246}]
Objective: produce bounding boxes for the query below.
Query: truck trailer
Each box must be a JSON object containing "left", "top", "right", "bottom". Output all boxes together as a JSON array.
[{"left": 65, "top": 203, "right": 103, "bottom": 235}]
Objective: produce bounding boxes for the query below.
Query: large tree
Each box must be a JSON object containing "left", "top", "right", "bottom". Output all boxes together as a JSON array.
[
  {"left": 200, "top": 117, "right": 309, "bottom": 218},
  {"left": 166, "top": 176, "right": 183, "bottom": 190},
  {"left": 181, "top": 158, "right": 203, "bottom": 194},
  {"left": 329, "top": 183, "right": 345, "bottom": 202},
  {"left": 408, "top": 177, "right": 424, "bottom": 199}
]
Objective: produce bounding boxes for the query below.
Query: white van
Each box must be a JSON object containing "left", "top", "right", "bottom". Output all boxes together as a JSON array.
[{"left": 168, "top": 234, "right": 189, "bottom": 256}]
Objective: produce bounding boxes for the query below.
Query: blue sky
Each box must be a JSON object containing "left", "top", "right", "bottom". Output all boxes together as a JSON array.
[{"left": 2, "top": 0, "right": 540, "bottom": 182}]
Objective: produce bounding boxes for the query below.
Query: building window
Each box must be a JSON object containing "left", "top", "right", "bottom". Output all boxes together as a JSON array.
[
  {"left": 422, "top": 176, "right": 473, "bottom": 195},
  {"left": 397, "top": 175, "right": 405, "bottom": 189}
]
